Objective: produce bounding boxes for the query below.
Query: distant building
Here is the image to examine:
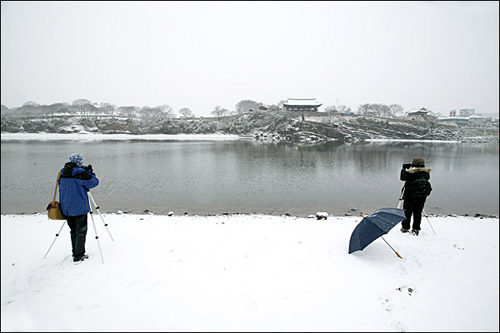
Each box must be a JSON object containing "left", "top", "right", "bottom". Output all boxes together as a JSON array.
[
  {"left": 469, "top": 115, "right": 488, "bottom": 127},
  {"left": 438, "top": 112, "right": 490, "bottom": 128},
  {"left": 450, "top": 110, "right": 456, "bottom": 117},
  {"left": 438, "top": 117, "right": 469, "bottom": 127},
  {"left": 459, "top": 109, "right": 475, "bottom": 117},
  {"left": 406, "top": 107, "right": 436, "bottom": 121},
  {"left": 283, "top": 98, "right": 322, "bottom": 112}
]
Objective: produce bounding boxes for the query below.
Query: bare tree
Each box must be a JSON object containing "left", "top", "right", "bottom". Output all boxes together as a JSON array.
[
  {"left": 389, "top": 104, "right": 404, "bottom": 117},
  {"left": 211, "top": 105, "right": 228, "bottom": 120},
  {"left": 357, "top": 104, "right": 371, "bottom": 116},
  {"left": 324, "top": 105, "right": 338, "bottom": 124},
  {"left": 378, "top": 104, "right": 391, "bottom": 117},
  {"left": 139, "top": 106, "right": 161, "bottom": 121},
  {"left": 157, "top": 104, "right": 175, "bottom": 119},
  {"left": 179, "top": 107, "right": 194, "bottom": 118},
  {"left": 80, "top": 103, "right": 97, "bottom": 120},
  {"left": 357, "top": 103, "right": 393, "bottom": 117},
  {"left": 72, "top": 99, "right": 91, "bottom": 106},
  {"left": 337, "top": 105, "right": 351, "bottom": 113},
  {"left": 117, "top": 106, "right": 138, "bottom": 118},
  {"left": 235, "top": 99, "right": 262, "bottom": 114},
  {"left": 100, "top": 103, "right": 116, "bottom": 117},
  {"left": 23, "top": 101, "right": 39, "bottom": 107},
  {"left": 325, "top": 105, "right": 338, "bottom": 113}
]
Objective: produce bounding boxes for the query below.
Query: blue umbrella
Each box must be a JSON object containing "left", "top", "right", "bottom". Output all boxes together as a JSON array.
[{"left": 348, "top": 208, "right": 406, "bottom": 258}]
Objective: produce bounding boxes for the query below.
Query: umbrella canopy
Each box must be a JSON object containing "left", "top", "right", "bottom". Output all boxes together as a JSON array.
[{"left": 348, "top": 208, "right": 406, "bottom": 254}]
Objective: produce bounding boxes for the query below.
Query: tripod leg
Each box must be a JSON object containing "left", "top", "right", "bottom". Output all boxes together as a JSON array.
[
  {"left": 43, "top": 220, "right": 66, "bottom": 259},
  {"left": 88, "top": 192, "right": 114, "bottom": 241},
  {"left": 88, "top": 193, "right": 105, "bottom": 263},
  {"left": 423, "top": 209, "right": 436, "bottom": 235}
]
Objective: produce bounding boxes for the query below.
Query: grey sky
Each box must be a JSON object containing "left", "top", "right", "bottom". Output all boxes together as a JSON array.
[{"left": 1, "top": 1, "right": 498, "bottom": 117}]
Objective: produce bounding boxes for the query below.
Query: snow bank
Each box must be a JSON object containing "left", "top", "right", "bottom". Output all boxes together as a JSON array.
[{"left": 1, "top": 213, "right": 498, "bottom": 332}]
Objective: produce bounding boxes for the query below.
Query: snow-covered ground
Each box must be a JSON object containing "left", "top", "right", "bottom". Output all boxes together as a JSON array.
[{"left": 1, "top": 212, "right": 498, "bottom": 332}]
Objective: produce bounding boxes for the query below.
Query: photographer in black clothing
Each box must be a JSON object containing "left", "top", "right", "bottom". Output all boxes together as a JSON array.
[{"left": 400, "top": 158, "right": 432, "bottom": 236}]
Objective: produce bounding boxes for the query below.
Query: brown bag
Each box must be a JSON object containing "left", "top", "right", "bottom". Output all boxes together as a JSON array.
[{"left": 47, "top": 171, "right": 65, "bottom": 220}]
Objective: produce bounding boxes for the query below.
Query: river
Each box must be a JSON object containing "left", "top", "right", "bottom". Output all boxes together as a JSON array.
[{"left": 1, "top": 135, "right": 498, "bottom": 216}]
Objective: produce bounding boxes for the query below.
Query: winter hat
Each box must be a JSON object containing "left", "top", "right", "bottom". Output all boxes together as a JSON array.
[
  {"left": 69, "top": 153, "right": 83, "bottom": 166},
  {"left": 412, "top": 158, "right": 425, "bottom": 167}
]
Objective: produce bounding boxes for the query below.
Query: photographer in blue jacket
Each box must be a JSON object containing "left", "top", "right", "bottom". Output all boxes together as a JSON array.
[{"left": 59, "top": 153, "right": 99, "bottom": 262}]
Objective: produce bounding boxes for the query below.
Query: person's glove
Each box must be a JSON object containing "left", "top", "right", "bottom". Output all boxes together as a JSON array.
[{"left": 403, "top": 163, "right": 412, "bottom": 169}]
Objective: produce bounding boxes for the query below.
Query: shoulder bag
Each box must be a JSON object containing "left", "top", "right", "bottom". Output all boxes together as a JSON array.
[{"left": 47, "top": 171, "right": 65, "bottom": 220}]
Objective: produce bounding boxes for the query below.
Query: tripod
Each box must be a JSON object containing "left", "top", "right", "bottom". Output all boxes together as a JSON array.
[
  {"left": 88, "top": 191, "right": 114, "bottom": 242},
  {"left": 43, "top": 192, "right": 113, "bottom": 263}
]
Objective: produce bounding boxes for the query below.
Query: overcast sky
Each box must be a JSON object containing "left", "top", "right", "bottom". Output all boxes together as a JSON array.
[{"left": 1, "top": 1, "right": 498, "bottom": 117}]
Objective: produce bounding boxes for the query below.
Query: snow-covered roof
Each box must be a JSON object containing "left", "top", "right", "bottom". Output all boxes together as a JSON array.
[
  {"left": 438, "top": 117, "right": 469, "bottom": 121},
  {"left": 407, "top": 108, "right": 431, "bottom": 114},
  {"left": 439, "top": 115, "right": 486, "bottom": 120},
  {"left": 283, "top": 98, "right": 322, "bottom": 107}
]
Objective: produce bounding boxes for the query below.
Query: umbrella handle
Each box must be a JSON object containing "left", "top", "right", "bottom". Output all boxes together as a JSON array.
[{"left": 381, "top": 236, "right": 403, "bottom": 259}]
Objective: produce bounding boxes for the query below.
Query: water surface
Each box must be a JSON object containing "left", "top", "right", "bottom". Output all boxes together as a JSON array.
[{"left": 1, "top": 139, "right": 498, "bottom": 216}]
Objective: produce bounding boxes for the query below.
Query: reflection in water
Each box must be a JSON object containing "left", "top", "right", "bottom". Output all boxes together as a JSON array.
[{"left": 1, "top": 140, "right": 498, "bottom": 216}]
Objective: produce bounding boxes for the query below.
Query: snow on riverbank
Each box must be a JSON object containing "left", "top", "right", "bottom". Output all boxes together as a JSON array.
[
  {"left": 1, "top": 212, "right": 498, "bottom": 332},
  {"left": 1, "top": 132, "right": 250, "bottom": 142}
]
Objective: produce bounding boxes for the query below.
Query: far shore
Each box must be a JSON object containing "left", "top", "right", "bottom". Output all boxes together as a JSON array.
[
  {"left": 1, "top": 132, "right": 464, "bottom": 143},
  {"left": 0, "top": 132, "right": 250, "bottom": 141}
]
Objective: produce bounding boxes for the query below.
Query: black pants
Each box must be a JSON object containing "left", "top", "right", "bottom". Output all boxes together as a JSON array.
[
  {"left": 66, "top": 214, "right": 88, "bottom": 259},
  {"left": 402, "top": 199, "right": 426, "bottom": 230}
]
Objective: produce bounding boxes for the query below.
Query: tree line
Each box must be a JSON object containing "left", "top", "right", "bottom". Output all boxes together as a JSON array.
[{"left": 1, "top": 98, "right": 407, "bottom": 120}]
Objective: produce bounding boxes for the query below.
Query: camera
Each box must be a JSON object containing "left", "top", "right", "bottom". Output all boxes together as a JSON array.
[
  {"left": 403, "top": 163, "right": 412, "bottom": 169},
  {"left": 83, "top": 164, "right": 93, "bottom": 172}
]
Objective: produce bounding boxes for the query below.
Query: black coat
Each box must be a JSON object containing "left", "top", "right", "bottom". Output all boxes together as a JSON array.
[{"left": 400, "top": 167, "right": 431, "bottom": 202}]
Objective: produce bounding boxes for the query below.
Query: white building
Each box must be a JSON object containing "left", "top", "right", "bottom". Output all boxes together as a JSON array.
[
  {"left": 438, "top": 114, "right": 490, "bottom": 128},
  {"left": 459, "top": 109, "right": 475, "bottom": 117}
]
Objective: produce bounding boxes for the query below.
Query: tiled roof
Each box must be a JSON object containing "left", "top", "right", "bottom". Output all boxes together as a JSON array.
[{"left": 284, "top": 98, "right": 322, "bottom": 106}]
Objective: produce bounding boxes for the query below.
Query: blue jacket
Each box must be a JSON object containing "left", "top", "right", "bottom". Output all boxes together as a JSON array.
[{"left": 59, "top": 163, "right": 99, "bottom": 216}]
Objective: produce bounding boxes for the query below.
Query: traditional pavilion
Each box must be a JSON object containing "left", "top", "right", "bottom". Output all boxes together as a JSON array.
[
  {"left": 406, "top": 107, "right": 432, "bottom": 121},
  {"left": 283, "top": 98, "right": 322, "bottom": 112}
]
